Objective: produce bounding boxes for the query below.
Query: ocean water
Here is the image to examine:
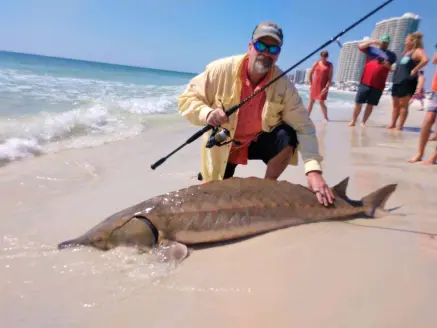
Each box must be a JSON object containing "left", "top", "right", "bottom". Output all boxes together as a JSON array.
[{"left": 0, "top": 51, "right": 355, "bottom": 165}]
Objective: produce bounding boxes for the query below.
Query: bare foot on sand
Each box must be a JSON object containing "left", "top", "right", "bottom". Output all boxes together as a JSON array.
[
  {"left": 360, "top": 122, "right": 367, "bottom": 127},
  {"left": 386, "top": 125, "right": 395, "bottom": 129},
  {"left": 408, "top": 153, "right": 423, "bottom": 163},
  {"left": 348, "top": 121, "right": 356, "bottom": 127},
  {"left": 323, "top": 118, "right": 329, "bottom": 124},
  {"left": 419, "top": 158, "right": 437, "bottom": 165},
  {"left": 429, "top": 135, "right": 437, "bottom": 141},
  {"left": 395, "top": 126, "right": 403, "bottom": 131}
]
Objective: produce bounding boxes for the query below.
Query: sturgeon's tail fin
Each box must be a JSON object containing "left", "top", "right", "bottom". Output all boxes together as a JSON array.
[{"left": 361, "top": 183, "right": 398, "bottom": 217}]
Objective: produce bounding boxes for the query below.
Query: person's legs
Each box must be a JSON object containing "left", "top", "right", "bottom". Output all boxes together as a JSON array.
[
  {"left": 265, "top": 146, "right": 294, "bottom": 179},
  {"left": 199, "top": 125, "right": 298, "bottom": 181},
  {"left": 197, "top": 161, "right": 238, "bottom": 181},
  {"left": 419, "top": 92, "right": 437, "bottom": 165},
  {"left": 396, "top": 95, "right": 412, "bottom": 130},
  {"left": 361, "top": 86, "right": 382, "bottom": 126},
  {"left": 349, "top": 103, "right": 363, "bottom": 126},
  {"left": 429, "top": 94, "right": 437, "bottom": 141},
  {"left": 420, "top": 148, "right": 437, "bottom": 165},
  {"left": 319, "top": 100, "right": 328, "bottom": 123},
  {"left": 395, "top": 81, "right": 417, "bottom": 130},
  {"left": 387, "top": 95, "right": 400, "bottom": 129},
  {"left": 361, "top": 104, "right": 374, "bottom": 126},
  {"left": 307, "top": 98, "right": 315, "bottom": 117},
  {"left": 223, "top": 162, "right": 238, "bottom": 179},
  {"left": 408, "top": 111, "right": 436, "bottom": 162},
  {"left": 248, "top": 124, "right": 299, "bottom": 180},
  {"left": 349, "top": 84, "right": 368, "bottom": 126}
]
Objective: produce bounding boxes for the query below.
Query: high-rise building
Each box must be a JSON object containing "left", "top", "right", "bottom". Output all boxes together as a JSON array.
[
  {"left": 305, "top": 68, "right": 312, "bottom": 84},
  {"left": 335, "top": 13, "right": 420, "bottom": 84},
  {"left": 294, "top": 69, "right": 306, "bottom": 84},
  {"left": 371, "top": 12, "right": 420, "bottom": 82},
  {"left": 335, "top": 37, "right": 369, "bottom": 83},
  {"left": 371, "top": 12, "right": 420, "bottom": 59}
]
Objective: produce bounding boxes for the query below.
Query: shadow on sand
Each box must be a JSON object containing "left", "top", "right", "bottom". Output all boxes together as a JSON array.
[
  {"left": 189, "top": 205, "right": 436, "bottom": 254},
  {"left": 400, "top": 126, "right": 422, "bottom": 133},
  {"left": 341, "top": 205, "right": 437, "bottom": 238},
  {"left": 343, "top": 221, "right": 436, "bottom": 238}
]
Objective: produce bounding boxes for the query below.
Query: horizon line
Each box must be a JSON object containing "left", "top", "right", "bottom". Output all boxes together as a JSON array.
[{"left": 0, "top": 49, "right": 199, "bottom": 76}]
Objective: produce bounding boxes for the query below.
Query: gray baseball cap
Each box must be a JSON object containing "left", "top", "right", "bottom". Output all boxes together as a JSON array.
[{"left": 252, "top": 21, "right": 284, "bottom": 46}]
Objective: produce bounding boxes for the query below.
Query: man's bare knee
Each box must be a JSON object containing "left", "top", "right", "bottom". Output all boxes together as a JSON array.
[
  {"left": 265, "top": 146, "right": 294, "bottom": 179},
  {"left": 277, "top": 145, "right": 294, "bottom": 159}
]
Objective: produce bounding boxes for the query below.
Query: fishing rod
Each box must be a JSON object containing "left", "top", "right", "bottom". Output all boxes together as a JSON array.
[{"left": 150, "top": 0, "right": 395, "bottom": 170}]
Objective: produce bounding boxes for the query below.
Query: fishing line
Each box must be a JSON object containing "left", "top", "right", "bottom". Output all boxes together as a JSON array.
[{"left": 150, "top": 0, "right": 395, "bottom": 170}]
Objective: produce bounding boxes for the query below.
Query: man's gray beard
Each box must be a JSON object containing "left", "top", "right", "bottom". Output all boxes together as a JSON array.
[{"left": 253, "top": 57, "right": 273, "bottom": 74}]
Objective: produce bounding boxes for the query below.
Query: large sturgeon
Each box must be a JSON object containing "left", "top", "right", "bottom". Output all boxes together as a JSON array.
[{"left": 58, "top": 176, "right": 398, "bottom": 262}]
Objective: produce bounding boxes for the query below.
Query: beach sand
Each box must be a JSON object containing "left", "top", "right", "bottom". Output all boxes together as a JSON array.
[{"left": 1, "top": 96, "right": 437, "bottom": 328}]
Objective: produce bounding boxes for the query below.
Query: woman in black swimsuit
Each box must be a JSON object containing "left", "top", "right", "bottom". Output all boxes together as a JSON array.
[{"left": 388, "top": 32, "right": 429, "bottom": 130}]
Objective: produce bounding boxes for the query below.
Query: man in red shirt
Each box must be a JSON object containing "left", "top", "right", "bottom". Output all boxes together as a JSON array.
[
  {"left": 348, "top": 34, "right": 397, "bottom": 127},
  {"left": 186, "top": 21, "right": 335, "bottom": 206}
]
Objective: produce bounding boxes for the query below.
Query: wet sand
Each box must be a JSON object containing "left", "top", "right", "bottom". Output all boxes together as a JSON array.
[{"left": 1, "top": 97, "right": 437, "bottom": 328}]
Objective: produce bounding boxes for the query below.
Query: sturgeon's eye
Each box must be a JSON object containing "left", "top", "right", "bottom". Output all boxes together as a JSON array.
[{"left": 91, "top": 237, "right": 106, "bottom": 249}]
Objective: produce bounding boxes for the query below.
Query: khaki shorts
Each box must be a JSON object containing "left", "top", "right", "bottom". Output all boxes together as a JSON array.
[{"left": 427, "top": 92, "right": 437, "bottom": 113}]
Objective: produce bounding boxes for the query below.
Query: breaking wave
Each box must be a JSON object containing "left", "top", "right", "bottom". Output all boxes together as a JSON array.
[{"left": 0, "top": 67, "right": 186, "bottom": 165}]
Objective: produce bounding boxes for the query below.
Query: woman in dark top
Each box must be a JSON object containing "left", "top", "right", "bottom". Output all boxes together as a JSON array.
[{"left": 387, "top": 32, "right": 429, "bottom": 130}]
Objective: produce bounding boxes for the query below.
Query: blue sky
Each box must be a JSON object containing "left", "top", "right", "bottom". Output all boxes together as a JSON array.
[{"left": 0, "top": 0, "right": 436, "bottom": 88}]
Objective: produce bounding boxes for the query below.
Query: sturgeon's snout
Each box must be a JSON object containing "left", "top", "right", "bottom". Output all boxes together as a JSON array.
[
  {"left": 58, "top": 240, "right": 75, "bottom": 249},
  {"left": 57, "top": 237, "right": 90, "bottom": 250}
]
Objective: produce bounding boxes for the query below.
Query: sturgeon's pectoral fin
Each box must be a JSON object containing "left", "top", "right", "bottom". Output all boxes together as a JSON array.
[{"left": 154, "top": 240, "right": 189, "bottom": 263}]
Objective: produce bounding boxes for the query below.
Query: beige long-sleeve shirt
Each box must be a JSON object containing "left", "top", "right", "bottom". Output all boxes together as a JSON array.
[{"left": 178, "top": 53, "right": 323, "bottom": 182}]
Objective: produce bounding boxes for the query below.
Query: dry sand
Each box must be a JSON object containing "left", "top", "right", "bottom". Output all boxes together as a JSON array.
[{"left": 1, "top": 96, "right": 437, "bottom": 328}]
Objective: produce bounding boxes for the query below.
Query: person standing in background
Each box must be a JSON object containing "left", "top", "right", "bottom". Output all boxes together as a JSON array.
[
  {"left": 408, "top": 48, "right": 437, "bottom": 164},
  {"left": 387, "top": 32, "right": 429, "bottom": 131},
  {"left": 348, "top": 34, "right": 396, "bottom": 127},
  {"left": 409, "top": 70, "right": 426, "bottom": 110},
  {"left": 427, "top": 46, "right": 437, "bottom": 142},
  {"left": 307, "top": 50, "right": 333, "bottom": 123}
]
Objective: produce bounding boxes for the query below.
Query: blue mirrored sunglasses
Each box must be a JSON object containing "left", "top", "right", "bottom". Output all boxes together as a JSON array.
[{"left": 253, "top": 41, "right": 281, "bottom": 55}]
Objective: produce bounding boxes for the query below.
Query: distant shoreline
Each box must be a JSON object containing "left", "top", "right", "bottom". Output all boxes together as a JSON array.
[
  {"left": 0, "top": 50, "right": 198, "bottom": 76},
  {"left": 295, "top": 84, "right": 356, "bottom": 95}
]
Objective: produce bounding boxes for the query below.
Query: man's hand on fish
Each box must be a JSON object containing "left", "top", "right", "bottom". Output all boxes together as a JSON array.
[{"left": 307, "top": 171, "right": 335, "bottom": 206}]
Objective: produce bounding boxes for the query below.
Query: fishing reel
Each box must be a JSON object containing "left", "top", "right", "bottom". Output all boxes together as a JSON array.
[
  {"left": 205, "top": 126, "right": 241, "bottom": 148},
  {"left": 205, "top": 99, "right": 241, "bottom": 148}
]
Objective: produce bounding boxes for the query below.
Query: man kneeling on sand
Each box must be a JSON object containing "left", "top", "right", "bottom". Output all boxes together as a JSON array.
[
  {"left": 177, "top": 21, "right": 335, "bottom": 206},
  {"left": 408, "top": 48, "right": 437, "bottom": 165}
]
